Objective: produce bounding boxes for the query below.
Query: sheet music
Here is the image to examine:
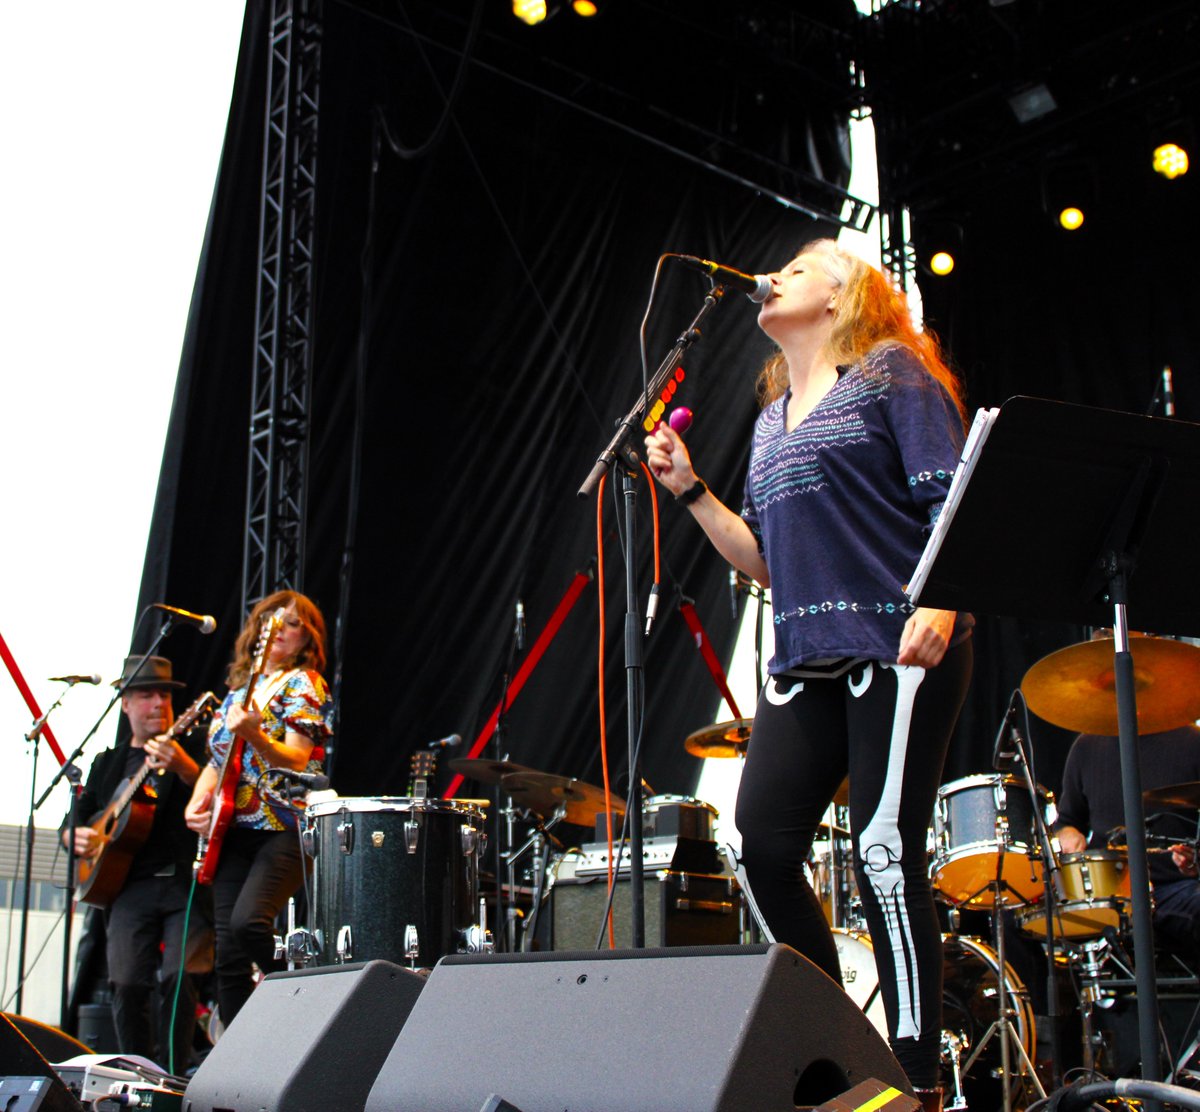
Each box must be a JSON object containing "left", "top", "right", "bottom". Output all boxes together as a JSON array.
[{"left": 907, "top": 405, "right": 1000, "bottom": 603}]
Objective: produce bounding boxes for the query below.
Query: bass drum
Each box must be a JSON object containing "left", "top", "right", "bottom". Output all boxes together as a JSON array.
[
  {"left": 833, "top": 930, "right": 1037, "bottom": 1111},
  {"left": 304, "top": 796, "right": 486, "bottom": 969}
]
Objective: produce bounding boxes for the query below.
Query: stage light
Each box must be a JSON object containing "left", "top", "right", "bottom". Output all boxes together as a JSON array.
[
  {"left": 513, "top": 0, "right": 548, "bottom": 25},
  {"left": 915, "top": 217, "right": 963, "bottom": 279},
  {"left": 572, "top": 0, "right": 599, "bottom": 14},
  {"left": 1153, "top": 141, "right": 1189, "bottom": 179},
  {"left": 1041, "top": 159, "right": 1096, "bottom": 233},
  {"left": 1008, "top": 83, "right": 1057, "bottom": 125},
  {"left": 929, "top": 251, "right": 955, "bottom": 277},
  {"left": 1058, "top": 206, "right": 1085, "bottom": 231}
]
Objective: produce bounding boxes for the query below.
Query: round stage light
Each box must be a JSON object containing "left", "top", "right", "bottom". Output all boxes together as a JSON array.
[
  {"left": 1153, "top": 142, "right": 1189, "bottom": 179},
  {"left": 513, "top": 0, "right": 548, "bottom": 25},
  {"left": 1058, "top": 206, "right": 1085, "bottom": 231},
  {"left": 929, "top": 251, "right": 955, "bottom": 277},
  {"left": 572, "top": 0, "right": 599, "bottom": 14}
]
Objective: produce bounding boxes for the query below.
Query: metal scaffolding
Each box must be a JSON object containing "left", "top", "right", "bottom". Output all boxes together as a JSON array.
[{"left": 242, "top": 0, "right": 323, "bottom": 615}]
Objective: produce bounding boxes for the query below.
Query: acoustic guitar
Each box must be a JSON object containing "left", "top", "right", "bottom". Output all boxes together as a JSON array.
[
  {"left": 193, "top": 607, "right": 284, "bottom": 886},
  {"left": 76, "top": 689, "right": 218, "bottom": 908}
]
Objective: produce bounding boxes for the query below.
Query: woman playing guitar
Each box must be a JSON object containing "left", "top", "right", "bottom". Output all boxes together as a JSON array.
[{"left": 184, "top": 590, "right": 333, "bottom": 1028}]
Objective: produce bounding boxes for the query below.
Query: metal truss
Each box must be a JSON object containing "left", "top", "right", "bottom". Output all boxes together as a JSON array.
[
  {"left": 243, "top": 0, "right": 323, "bottom": 615},
  {"left": 878, "top": 198, "right": 916, "bottom": 293}
]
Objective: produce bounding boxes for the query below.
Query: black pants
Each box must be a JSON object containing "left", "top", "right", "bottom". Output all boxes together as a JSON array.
[
  {"left": 212, "top": 827, "right": 305, "bottom": 1027},
  {"left": 106, "top": 872, "right": 214, "bottom": 1073},
  {"left": 734, "top": 640, "right": 972, "bottom": 1088}
]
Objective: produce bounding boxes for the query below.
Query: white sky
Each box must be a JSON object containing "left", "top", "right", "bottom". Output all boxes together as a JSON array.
[{"left": 0, "top": 4, "right": 246, "bottom": 830}]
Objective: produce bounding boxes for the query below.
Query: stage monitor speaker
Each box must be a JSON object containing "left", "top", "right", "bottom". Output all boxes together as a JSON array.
[
  {"left": 366, "top": 943, "right": 911, "bottom": 1112},
  {"left": 183, "top": 960, "right": 425, "bottom": 1112},
  {"left": 0, "top": 1015, "right": 83, "bottom": 1111}
]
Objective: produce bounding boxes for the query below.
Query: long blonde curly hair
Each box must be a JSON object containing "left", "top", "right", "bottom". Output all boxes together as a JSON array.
[
  {"left": 755, "top": 238, "right": 966, "bottom": 426},
  {"left": 226, "top": 589, "right": 327, "bottom": 689}
]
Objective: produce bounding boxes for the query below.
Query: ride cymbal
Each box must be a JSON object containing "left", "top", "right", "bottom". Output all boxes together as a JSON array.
[
  {"left": 501, "top": 771, "right": 625, "bottom": 826},
  {"left": 1021, "top": 636, "right": 1200, "bottom": 735},
  {"left": 684, "top": 719, "right": 752, "bottom": 759},
  {"left": 1144, "top": 781, "right": 1200, "bottom": 809}
]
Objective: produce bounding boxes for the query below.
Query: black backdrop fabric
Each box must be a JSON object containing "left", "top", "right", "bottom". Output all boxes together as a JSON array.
[
  {"left": 134, "top": 1, "right": 1200, "bottom": 822},
  {"left": 131, "top": 0, "right": 850, "bottom": 808}
]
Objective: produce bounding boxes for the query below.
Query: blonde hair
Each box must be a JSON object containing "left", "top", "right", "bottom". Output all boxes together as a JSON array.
[
  {"left": 755, "top": 238, "right": 966, "bottom": 425},
  {"left": 226, "top": 589, "right": 327, "bottom": 689}
]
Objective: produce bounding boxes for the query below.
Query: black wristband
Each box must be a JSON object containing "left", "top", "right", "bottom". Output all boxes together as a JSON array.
[{"left": 675, "top": 478, "right": 707, "bottom": 506}]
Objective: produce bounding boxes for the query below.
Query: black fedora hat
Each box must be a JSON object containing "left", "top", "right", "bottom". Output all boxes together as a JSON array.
[{"left": 112, "top": 655, "right": 185, "bottom": 692}]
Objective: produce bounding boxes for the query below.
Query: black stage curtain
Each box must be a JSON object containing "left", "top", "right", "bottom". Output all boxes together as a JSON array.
[{"left": 131, "top": 0, "right": 853, "bottom": 813}]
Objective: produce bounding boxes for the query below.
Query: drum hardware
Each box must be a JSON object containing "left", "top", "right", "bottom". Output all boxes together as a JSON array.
[
  {"left": 940, "top": 1030, "right": 969, "bottom": 1112},
  {"left": 1020, "top": 635, "right": 1200, "bottom": 737},
  {"left": 337, "top": 924, "right": 353, "bottom": 962},
  {"left": 404, "top": 925, "right": 419, "bottom": 965},
  {"left": 404, "top": 817, "right": 420, "bottom": 853}
]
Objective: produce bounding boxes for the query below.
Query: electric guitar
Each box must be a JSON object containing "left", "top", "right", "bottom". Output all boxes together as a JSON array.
[
  {"left": 76, "top": 689, "right": 218, "bottom": 908},
  {"left": 194, "top": 607, "right": 285, "bottom": 886}
]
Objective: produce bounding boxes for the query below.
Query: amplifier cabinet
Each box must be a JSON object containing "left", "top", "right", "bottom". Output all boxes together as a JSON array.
[{"left": 549, "top": 869, "right": 740, "bottom": 950}]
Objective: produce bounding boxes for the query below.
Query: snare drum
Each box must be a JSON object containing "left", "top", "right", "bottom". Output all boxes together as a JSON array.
[
  {"left": 932, "top": 774, "right": 1049, "bottom": 907},
  {"left": 1017, "top": 848, "right": 1131, "bottom": 939},
  {"left": 304, "top": 796, "right": 486, "bottom": 968}
]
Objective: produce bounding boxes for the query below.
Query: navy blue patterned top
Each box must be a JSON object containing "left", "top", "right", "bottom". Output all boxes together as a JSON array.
[{"left": 741, "top": 342, "right": 972, "bottom": 671}]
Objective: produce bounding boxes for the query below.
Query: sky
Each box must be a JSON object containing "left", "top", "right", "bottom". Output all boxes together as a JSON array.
[{"left": 0, "top": 3, "right": 247, "bottom": 831}]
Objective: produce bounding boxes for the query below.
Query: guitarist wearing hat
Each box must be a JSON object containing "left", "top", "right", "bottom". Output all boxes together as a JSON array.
[{"left": 65, "top": 654, "right": 215, "bottom": 1074}]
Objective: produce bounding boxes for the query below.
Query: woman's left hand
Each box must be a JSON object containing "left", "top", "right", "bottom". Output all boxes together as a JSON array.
[{"left": 898, "top": 607, "right": 956, "bottom": 668}]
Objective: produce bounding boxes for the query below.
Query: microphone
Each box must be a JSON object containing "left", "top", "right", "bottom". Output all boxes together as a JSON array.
[
  {"left": 729, "top": 568, "right": 740, "bottom": 621},
  {"left": 674, "top": 255, "right": 773, "bottom": 303},
  {"left": 427, "top": 733, "right": 463, "bottom": 750},
  {"left": 49, "top": 674, "right": 102, "bottom": 686},
  {"left": 267, "top": 768, "right": 331, "bottom": 791},
  {"left": 992, "top": 691, "right": 1022, "bottom": 771},
  {"left": 1163, "top": 365, "right": 1176, "bottom": 417},
  {"left": 514, "top": 600, "right": 525, "bottom": 651},
  {"left": 152, "top": 603, "right": 217, "bottom": 635}
]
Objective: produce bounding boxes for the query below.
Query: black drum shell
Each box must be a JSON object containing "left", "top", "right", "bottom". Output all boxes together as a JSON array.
[{"left": 305, "top": 797, "right": 484, "bottom": 969}]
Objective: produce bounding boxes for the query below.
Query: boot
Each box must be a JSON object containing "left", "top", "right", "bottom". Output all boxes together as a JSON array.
[{"left": 914, "top": 1087, "right": 943, "bottom": 1112}]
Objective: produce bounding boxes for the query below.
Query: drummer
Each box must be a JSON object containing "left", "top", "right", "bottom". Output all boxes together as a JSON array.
[{"left": 1056, "top": 721, "right": 1200, "bottom": 958}]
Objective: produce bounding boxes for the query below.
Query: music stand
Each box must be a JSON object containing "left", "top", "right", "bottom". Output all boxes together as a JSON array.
[{"left": 909, "top": 394, "right": 1200, "bottom": 1087}]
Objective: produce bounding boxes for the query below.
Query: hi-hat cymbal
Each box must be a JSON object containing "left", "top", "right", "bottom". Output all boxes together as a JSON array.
[
  {"left": 447, "top": 757, "right": 538, "bottom": 785},
  {"left": 1144, "top": 781, "right": 1200, "bottom": 809},
  {"left": 1021, "top": 636, "right": 1200, "bottom": 735},
  {"left": 685, "top": 719, "right": 752, "bottom": 759},
  {"left": 501, "top": 771, "right": 625, "bottom": 826}
]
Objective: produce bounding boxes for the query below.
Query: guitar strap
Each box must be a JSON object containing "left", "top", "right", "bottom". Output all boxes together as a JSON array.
[{"left": 250, "top": 667, "right": 297, "bottom": 716}]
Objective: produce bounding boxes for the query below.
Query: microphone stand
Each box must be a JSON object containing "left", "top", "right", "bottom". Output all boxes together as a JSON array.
[
  {"left": 15, "top": 687, "right": 72, "bottom": 1016},
  {"left": 578, "top": 281, "right": 729, "bottom": 947},
  {"left": 491, "top": 604, "right": 522, "bottom": 952},
  {"left": 32, "top": 620, "right": 176, "bottom": 1029},
  {"left": 1003, "top": 691, "right": 1067, "bottom": 1090}
]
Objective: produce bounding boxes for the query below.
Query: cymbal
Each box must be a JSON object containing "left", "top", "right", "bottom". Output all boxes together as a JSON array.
[
  {"left": 685, "top": 719, "right": 752, "bottom": 759},
  {"left": 447, "top": 757, "right": 538, "bottom": 785},
  {"left": 1021, "top": 637, "right": 1200, "bottom": 735},
  {"left": 501, "top": 771, "right": 625, "bottom": 826},
  {"left": 1144, "top": 781, "right": 1200, "bottom": 809}
]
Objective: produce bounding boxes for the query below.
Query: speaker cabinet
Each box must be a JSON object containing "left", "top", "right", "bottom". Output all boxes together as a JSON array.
[
  {"left": 183, "top": 960, "right": 425, "bottom": 1112},
  {"left": 0, "top": 1015, "right": 83, "bottom": 1111},
  {"left": 366, "top": 943, "right": 910, "bottom": 1112}
]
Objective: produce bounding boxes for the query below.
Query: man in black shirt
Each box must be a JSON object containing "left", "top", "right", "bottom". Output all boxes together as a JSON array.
[
  {"left": 67, "top": 655, "right": 214, "bottom": 1072},
  {"left": 1056, "top": 724, "right": 1200, "bottom": 957}
]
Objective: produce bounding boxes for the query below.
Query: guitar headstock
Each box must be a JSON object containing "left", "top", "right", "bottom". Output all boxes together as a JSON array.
[
  {"left": 254, "top": 608, "right": 287, "bottom": 674},
  {"left": 410, "top": 749, "right": 437, "bottom": 800},
  {"left": 170, "top": 691, "right": 219, "bottom": 738}
]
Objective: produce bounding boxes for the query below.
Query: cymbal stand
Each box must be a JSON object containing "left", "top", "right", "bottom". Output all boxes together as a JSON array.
[
  {"left": 959, "top": 877, "right": 1046, "bottom": 1112},
  {"left": 505, "top": 806, "right": 563, "bottom": 952}
]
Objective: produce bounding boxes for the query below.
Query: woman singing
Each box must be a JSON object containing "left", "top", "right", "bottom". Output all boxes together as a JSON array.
[
  {"left": 645, "top": 239, "right": 972, "bottom": 1103},
  {"left": 185, "top": 590, "right": 333, "bottom": 1027}
]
